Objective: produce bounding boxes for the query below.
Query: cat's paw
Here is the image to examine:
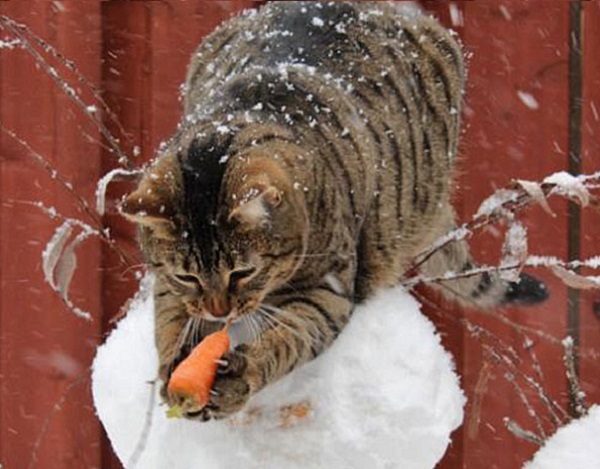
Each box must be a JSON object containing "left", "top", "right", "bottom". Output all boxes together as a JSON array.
[{"left": 186, "top": 346, "right": 254, "bottom": 421}]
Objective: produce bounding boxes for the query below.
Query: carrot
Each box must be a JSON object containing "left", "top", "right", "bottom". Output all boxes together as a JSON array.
[{"left": 167, "top": 328, "right": 231, "bottom": 410}]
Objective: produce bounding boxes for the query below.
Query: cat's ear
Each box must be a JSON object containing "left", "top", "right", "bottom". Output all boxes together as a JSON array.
[
  {"left": 120, "top": 154, "right": 180, "bottom": 226},
  {"left": 228, "top": 185, "right": 282, "bottom": 228}
]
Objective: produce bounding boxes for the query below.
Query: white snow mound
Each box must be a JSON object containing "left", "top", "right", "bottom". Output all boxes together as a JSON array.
[
  {"left": 92, "top": 276, "right": 465, "bottom": 469},
  {"left": 525, "top": 405, "right": 600, "bottom": 469}
]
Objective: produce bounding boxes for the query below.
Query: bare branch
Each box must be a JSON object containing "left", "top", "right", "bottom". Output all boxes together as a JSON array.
[
  {"left": 0, "top": 15, "right": 134, "bottom": 150},
  {"left": 127, "top": 380, "right": 158, "bottom": 469},
  {"left": 404, "top": 255, "right": 600, "bottom": 289},
  {"left": 0, "top": 15, "right": 132, "bottom": 167},
  {"left": 410, "top": 170, "right": 599, "bottom": 274},
  {"left": 563, "top": 337, "right": 588, "bottom": 419},
  {"left": 504, "top": 418, "right": 544, "bottom": 446},
  {"left": 27, "top": 371, "right": 91, "bottom": 469},
  {"left": 504, "top": 371, "right": 546, "bottom": 440}
]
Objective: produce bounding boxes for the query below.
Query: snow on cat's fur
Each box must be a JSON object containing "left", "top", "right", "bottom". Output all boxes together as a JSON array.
[{"left": 92, "top": 276, "right": 465, "bottom": 469}]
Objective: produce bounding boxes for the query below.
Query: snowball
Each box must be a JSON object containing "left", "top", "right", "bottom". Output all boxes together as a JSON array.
[
  {"left": 525, "top": 406, "right": 600, "bottom": 469},
  {"left": 92, "top": 276, "right": 465, "bottom": 469}
]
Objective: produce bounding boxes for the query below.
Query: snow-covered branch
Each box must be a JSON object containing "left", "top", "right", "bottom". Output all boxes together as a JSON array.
[
  {"left": 406, "top": 168, "right": 600, "bottom": 294},
  {"left": 410, "top": 169, "right": 599, "bottom": 276}
]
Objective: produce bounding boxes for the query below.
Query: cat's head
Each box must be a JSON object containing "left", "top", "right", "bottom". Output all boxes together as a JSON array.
[{"left": 121, "top": 133, "right": 309, "bottom": 323}]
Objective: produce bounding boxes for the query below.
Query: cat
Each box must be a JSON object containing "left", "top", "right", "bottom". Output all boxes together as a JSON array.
[{"left": 121, "top": 1, "right": 548, "bottom": 420}]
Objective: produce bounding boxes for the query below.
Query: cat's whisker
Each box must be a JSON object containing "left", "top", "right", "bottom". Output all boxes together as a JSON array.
[
  {"left": 258, "top": 310, "right": 298, "bottom": 347},
  {"left": 289, "top": 252, "right": 357, "bottom": 259},
  {"left": 244, "top": 312, "right": 265, "bottom": 343},
  {"left": 168, "top": 318, "right": 195, "bottom": 375},
  {"left": 174, "top": 318, "right": 193, "bottom": 354},
  {"left": 261, "top": 304, "right": 320, "bottom": 344},
  {"left": 241, "top": 315, "right": 255, "bottom": 343},
  {"left": 188, "top": 317, "right": 202, "bottom": 349},
  {"left": 257, "top": 308, "right": 299, "bottom": 351},
  {"left": 249, "top": 312, "right": 268, "bottom": 341},
  {"left": 258, "top": 305, "right": 306, "bottom": 343},
  {"left": 245, "top": 314, "right": 260, "bottom": 342}
]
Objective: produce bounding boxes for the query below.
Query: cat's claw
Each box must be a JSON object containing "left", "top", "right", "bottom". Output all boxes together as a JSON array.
[
  {"left": 191, "top": 347, "right": 253, "bottom": 421},
  {"left": 216, "top": 348, "right": 247, "bottom": 376}
]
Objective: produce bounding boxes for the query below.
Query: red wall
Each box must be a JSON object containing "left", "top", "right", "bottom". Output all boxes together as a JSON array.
[{"left": 0, "top": 2, "right": 598, "bottom": 468}]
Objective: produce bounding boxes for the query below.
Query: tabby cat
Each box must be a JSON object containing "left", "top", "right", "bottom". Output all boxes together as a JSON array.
[{"left": 121, "top": 1, "right": 547, "bottom": 420}]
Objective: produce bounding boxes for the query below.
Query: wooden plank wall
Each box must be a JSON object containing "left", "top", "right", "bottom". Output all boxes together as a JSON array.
[
  {"left": 0, "top": 2, "right": 598, "bottom": 469},
  {"left": 424, "top": 1, "right": 600, "bottom": 468},
  {"left": 0, "top": 1, "right": 104, "bottom": 468}
]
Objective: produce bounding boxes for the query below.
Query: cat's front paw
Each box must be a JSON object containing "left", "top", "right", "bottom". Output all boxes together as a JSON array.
[{"left": 187, "top": 345, "right": 255, "bottom": 421}]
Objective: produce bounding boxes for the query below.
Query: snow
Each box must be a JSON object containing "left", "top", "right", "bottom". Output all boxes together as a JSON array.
[
  {"left": 0, "top": 38, "right": 22, "bottom": 49},
  {"left": 96, "top": 168, "right": 141, "bottom": 216},
  {"left": 449, "top": 3, "right": 464, "bottom": 27},
  {"left": 92, "top": 276, "right": 465, "bottom": 469},
  {"left": 517, "top": 90, "right": 540, "bottom": 110},
  {"left": 501, "top": 222, "right": 528, "bottom": 281},
  {"left": 544, "top": 171, "right": 590, "bottom": 206},
  {"left": 311, "top": 17, "right": 324, "bottom": 27},
  {"left": 475, "top": 189, "right": 520, "bottom": 217},
  {"left": 525, "top": 405, "right": 600, "bottom": 469}
]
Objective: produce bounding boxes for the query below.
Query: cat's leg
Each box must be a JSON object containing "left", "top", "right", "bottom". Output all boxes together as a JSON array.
[
  {"left": 417, "top": 208, "right": 548, "bottom": 308},
  {"left": 154, "top": 293, "right": 189, "bottom": 386},
  {"left": 195, "top": 284, "right": 353, "bottom": 420}
]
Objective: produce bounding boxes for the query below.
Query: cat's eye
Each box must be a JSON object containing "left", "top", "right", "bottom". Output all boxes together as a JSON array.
[
  {"left": 228, "top": 267, "right": 256, "bottom": 288},
  {"left": 172, "top": 273, "right": 202, "bottom": 288}
]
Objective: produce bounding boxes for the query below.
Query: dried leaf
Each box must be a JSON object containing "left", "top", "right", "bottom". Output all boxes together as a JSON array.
[
  {"left": 551, "top": 266, "right": 600, "bottom": 289},
  {"left": 96, "top": 168, "right": 141, "bottom": 215},
  {"left": 279, "top": 400, "right": 313, "bottom": 429},
  {"left": 41, "top": 222, "right": 95, "bottom": 321},
  {"left": 166, "top": 404, "right": 183, "bottom": 419},
  {"left": 544, "top": 171, "right": 591, "bottom": 207},
  {"left": 41, "top": 220, "right": 74, "bottom": 289},
  {"left": 54, "top": 230, "right": 91, "bottom": 298},
  {"left": 515, "top": 179, "right": 555, "bottom": 217}
]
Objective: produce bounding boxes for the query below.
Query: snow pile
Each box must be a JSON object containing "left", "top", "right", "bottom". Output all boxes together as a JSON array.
[
  {"left": 525, "top": 406, "right": 600, "bottom": 469},
  {"left": 92, "top": 276, "right": 465, "bottom": 469}
]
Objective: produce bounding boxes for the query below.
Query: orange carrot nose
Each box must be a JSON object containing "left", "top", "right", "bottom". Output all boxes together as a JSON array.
[{"left": 206, "top": 295, "right": 229, "bottom": 317}]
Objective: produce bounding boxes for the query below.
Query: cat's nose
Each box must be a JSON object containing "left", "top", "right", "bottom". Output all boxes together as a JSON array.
[{"left": 206, "top": 295, "right": 229, "bottom": 318}]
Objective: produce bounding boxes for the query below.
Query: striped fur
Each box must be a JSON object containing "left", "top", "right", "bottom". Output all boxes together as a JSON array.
[{"left": 121, "top": 2, "right": 546, "bottom": 419}]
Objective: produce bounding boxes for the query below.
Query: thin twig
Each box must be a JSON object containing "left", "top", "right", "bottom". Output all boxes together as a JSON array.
[
  {"left": 27, "top": 371, "right": 91, "bottom": 469},
  {"left": 504, "top": 418, "right": 544, "bottom": 446},
  {"left": 1, "top": 128, "right": 134, "bottom": 267},
  {"left": 504, "top": 371, "right": 547, "bottom": 440},
  {"left": 0, "top": 15, "right": 134, "bottom": 151},
  {"left": 410, "top": 174, "right": 599, "bottom": 274},
  {"left": 0, "top": 15, "right": 132, "bottom": 167},
  {"left": 563, "top": 337, "right": 588, "bottom": 418},
  {"left": 404, "top": 256, "right": 600, "bottom": 288},
  {"left": 127, "top": 380, "right": 158, "bottom": 469}
]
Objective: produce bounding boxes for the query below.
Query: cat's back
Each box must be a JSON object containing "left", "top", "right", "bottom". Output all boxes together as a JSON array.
[{"left": 183, "top": 1, "right": 462, "bottom": 114}]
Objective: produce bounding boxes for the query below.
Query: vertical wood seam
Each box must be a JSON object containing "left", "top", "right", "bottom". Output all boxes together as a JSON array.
[{"left": 567, "top": 0, "right": 583, "bottom": 416}]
